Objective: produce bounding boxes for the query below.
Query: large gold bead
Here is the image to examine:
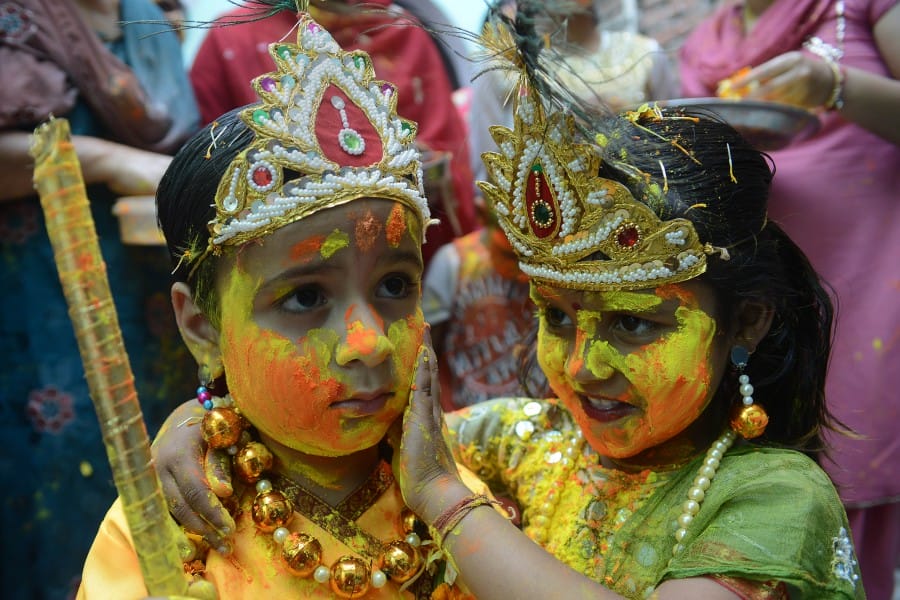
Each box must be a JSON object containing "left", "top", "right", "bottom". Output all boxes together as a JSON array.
[
  {"left": 329, "top": 556, "right": 370, "bottom": 598},
  {"left": 730, "top": 403, "right": 769, "bottom": 440},
  {"left": 399, "top": 508, "right": 419, "bottom": 534},
  {"left": 282, "top": 532, "right": 322, "bottom": 577},
  {"left": 201, "top": 407, "right": 245, "bottom": 449},
  {"left": 251, "top": 490, "right": 293, "bottom": 531},
  {"left": 233, "top": 441, "right": 273, "bottom": 483},
  {"left": 381, "top": 540, "right": 421, "bottom": 583}
]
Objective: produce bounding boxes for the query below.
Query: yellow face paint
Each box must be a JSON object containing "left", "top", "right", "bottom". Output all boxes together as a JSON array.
[
  {"left": 537, "top": 284, "right": 720, "bottom": 459},
  {"left": 215, "top": 200, "right": 425, "bottom": 458},
  {"left": 321, "top": 229, "right": 349, "bottom": 259}
]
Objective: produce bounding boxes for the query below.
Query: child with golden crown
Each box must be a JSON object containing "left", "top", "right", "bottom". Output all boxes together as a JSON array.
[
  {"left": 76, "top": 9, "right": 491, "bottom": 599},
  {"left": 149, "top": 4, "right": 864, "bottom": 600}
]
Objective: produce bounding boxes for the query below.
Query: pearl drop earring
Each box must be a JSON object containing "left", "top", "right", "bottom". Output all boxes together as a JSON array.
[{"left": 728, "top": 345, "right": 768, "bottom": 439}]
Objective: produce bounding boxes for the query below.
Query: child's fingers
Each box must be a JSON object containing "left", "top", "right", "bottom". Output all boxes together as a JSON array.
[{"left": 205, "top": 448, "right": 234, "bottom": 498}]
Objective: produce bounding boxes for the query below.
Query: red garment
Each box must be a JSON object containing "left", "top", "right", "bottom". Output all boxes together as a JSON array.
[{"left": 189, "top": 6, "right": 478, "bottom": 264}]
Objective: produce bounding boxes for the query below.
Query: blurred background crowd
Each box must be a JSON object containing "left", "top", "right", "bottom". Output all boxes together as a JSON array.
[{"left": 0, "top": 0, "right": 896, "bottom": 598}]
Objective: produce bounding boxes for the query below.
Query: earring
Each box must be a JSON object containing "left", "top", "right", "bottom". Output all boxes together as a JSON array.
[
  {"left": 728, "top": 345, "right": 768, "bottom": 439},
  {"left": 197, "top": 364, "right": 215, "bottom": 410},
  {"left": 196, "top": 364, "right": 246, "bottom": 450}
]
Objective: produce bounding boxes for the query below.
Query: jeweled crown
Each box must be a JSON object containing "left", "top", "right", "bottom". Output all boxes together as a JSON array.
[
  {"left": 477, "top": 90, "right": 709, "bottom": 291},
  {"left": 207, "top": 13, "right": 431, "bottom": 253}
]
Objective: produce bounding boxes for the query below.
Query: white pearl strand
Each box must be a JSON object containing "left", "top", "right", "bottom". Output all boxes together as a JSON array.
[
  {"left": 739, "top": 373, "right": 754, "bottom": 407},
  {"left": 671, "top": 429, "right": 737, "bottom": 558}
]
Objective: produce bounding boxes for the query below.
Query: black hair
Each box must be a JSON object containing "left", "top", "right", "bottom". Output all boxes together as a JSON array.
[
  {"left": 155, "top": 108, "right": 255, "bottom": 325},
  {"left": 519, "top": 109, "right": 838, "bottom": 455}
]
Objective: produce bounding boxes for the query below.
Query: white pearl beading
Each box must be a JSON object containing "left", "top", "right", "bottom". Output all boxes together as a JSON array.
[
  {"left": 518, "top": 249, "right": 703, "bottom": 288},
  {"left": 551, "top": 212, "right": 626, "bottom": 256},
  {"left": 213, "top": 18, "right": 432, "bottom": 247},
  {"left": 671, "top": 430, "right": 737, "bottom": 559},
  {"left": 739, "top": 374, "right": 755, "bottom": 407}
]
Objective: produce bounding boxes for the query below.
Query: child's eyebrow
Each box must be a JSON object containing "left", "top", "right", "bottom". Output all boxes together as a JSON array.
[
  {"left": 266, "top": 259, "right": 340, "bottom": 282},
  {"left": 376, "top": 249, "right": 423, "bottom": 271}
]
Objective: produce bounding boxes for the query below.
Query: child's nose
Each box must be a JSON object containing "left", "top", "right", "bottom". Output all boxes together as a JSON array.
[
  {"left": 335, "top": 309, "right": 393, "bottom": 368},
  {"left": 566, "top": 332, "right": 615, "bottom": 382}
]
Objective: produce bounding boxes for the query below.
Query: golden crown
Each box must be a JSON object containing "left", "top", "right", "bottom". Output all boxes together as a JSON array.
[
  {"left": 477, "top": 91, "right": 710, "bottom": 291},
  {"left": 206, "top": 13, "right": 431, "bottom": 254}
]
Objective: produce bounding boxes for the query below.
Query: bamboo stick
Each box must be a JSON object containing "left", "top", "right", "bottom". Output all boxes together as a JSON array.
[{"left": 30, "top": 118, "right": 188, "bottom": 596}]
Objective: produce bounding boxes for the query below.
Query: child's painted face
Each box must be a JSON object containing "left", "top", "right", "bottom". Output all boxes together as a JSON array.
[
  {"left": 215, "top": 199, "right": 424, "bottom": 457},
  {"left": 532, "top": 281, "right": 729, "bottom": 459}
]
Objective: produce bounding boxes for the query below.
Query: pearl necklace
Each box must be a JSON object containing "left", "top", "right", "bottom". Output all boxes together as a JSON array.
[{"left": 671, "top": 429, "right": 737, "bottom": 559}]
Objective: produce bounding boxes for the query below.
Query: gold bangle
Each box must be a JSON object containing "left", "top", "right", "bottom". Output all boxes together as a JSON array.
[{"left": 823, "top": 58, "right": 845, "bottom": 111}]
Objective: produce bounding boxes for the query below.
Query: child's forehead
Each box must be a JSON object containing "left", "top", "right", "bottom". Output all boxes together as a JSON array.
[
  {"left": 232, "top": 199, "right": 422, "bottom": 273},
  {"left": 280, "top": 198, "right": 419, "bottom": 244},
  {"left": 531, "top": 283, "right": 700, "bottom": 311}
]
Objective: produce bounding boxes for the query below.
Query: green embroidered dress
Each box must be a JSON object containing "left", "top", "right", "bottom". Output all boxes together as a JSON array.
[{"left": 448, "top": 398, "right": 865, "bottom": 599}]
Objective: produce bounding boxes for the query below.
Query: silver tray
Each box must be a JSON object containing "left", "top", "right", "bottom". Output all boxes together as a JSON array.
[{"left": 656, "top": 98, "right": 821, "bottom": 151}]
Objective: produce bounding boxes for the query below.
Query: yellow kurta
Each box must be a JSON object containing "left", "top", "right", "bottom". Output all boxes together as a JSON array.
[{"left": 78, "top": 465, "right": 487, "bottom": 599}]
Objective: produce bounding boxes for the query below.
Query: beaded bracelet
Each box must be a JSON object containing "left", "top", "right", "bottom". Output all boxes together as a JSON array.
[
  {"left": 431, "top": 494, "right": 504, "bottom": 546},
  {"left": 823, "top": 58, "right": 846, "bottom": 111}
]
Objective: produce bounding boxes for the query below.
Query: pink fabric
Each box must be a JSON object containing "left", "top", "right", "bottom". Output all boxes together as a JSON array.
[
  {"left": 847, "top": 505, "right": 900, "bottom": 600},
  {"left": 680, "top": 0, "right": 900, "bottom": 507},
  {"left": 679, "top": 0, "right": 833, "bottom": 96}
]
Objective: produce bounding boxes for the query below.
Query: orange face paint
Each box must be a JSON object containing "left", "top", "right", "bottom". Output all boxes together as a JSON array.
[
  {"left": 537, "top": 284, "right": 721, "bottom": 459},
  {"left": 215, "top": 200, "right": 425, "bottom": 457},
  {"left": 354, "top": 209, "right": 383, "bottom": 253},
  {"left": 385, "top": 203, "right": 406, "bottom": 248},
  {"left": 289, "top": 234, "right": 326, "bottom": 263}
]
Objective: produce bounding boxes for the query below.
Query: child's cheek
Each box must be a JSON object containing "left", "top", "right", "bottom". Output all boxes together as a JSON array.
[
  {"left": 537, "top": 326, "right": 570, "bottom": 394},
  {"left": 389, "top": 310, "right": 426, "bottom": 392}
]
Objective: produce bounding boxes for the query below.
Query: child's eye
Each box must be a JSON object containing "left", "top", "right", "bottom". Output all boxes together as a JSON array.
[
  {"left": 281, "top": 285, "right": 326, "bottom": 312},
  {"left": 377, "top": 274, "right": 413, "bottom": 299},
  {"left": 614, "top": 314, "right": 657, "bottom": 337},
  {"left": 543, "top": 306, "right": 572, "bottom": 328}
]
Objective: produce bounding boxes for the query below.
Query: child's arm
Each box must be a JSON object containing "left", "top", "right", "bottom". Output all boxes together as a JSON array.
[{"left": 152, "top": 400, "right": 236, "bottom": 553}]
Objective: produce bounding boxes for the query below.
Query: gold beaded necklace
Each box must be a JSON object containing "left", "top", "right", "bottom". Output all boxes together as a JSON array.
[{"left": 196, "top": 390, "right": 455, "bottom": 598}]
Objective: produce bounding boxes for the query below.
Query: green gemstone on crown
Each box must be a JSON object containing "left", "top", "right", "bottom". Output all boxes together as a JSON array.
[
  {"left": 534, "top": 201, "right": 553, "bottom": 226},
  {"left": 531, "top": 163, "right": 543, "bottom": 173},
  {"left": 252, "top": 109, "right": 269, "bottom": 125}
]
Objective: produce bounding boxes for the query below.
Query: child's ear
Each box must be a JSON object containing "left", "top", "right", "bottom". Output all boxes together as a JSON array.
[
  {"left": 733, "top": 299, "right": 775, "bottom": 352},
  {"left": 171, "top": 282, "right": 221, "bottom": 370}
]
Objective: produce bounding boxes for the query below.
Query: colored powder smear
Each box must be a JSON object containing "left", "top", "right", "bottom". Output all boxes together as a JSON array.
[
  {"left": 385, "top": 203, "right": 406, "bottom": 248},
  {"left": 354, "top": 209, "right": 382, "bottom": 253},
  {"left": 321, "top": 229, "right": 349, "bottom": 258},
  {"left": 290, "top": 234, "right": 326, "bottom": 263}
]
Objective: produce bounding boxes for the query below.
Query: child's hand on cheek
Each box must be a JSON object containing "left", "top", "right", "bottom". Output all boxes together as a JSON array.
[
  {"left": 393, "top": 329, "right": 464, "bottom": 518},
  {"left": 152, "top": 400, "right": 236, "bottom": 555}
]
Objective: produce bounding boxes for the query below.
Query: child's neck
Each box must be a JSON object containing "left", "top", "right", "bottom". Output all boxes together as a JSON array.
[
  {"left": 599, "top": 417, "right": 726, "bottom": 473},
  {"left": 259, "top": 432, "right": 385, "bottom": 506}
]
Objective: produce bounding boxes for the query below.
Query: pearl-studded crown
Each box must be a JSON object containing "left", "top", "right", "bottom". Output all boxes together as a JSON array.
[
  {"left": 207, "top": 13, "right": 431, "bottom": 254},
  {"left": 477, "top": 91, "right": 710, "bottom": 291}
]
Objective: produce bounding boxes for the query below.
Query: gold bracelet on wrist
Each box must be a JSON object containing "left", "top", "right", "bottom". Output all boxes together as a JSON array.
[{"left": 823, "top": 58, "right": 845, "bottom": 111}]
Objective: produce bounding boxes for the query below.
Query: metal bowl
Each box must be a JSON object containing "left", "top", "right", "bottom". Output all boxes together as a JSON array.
[{"left": 655, "top": 98, "right": 821, "bottom": 151}]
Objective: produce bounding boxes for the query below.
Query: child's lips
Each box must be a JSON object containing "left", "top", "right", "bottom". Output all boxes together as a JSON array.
[
  {"left": 579, "top": 394, "right": 638, "bottom": 423},
  {"left": 330, "top": 391, "right": 393, "bottom": 416}
]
